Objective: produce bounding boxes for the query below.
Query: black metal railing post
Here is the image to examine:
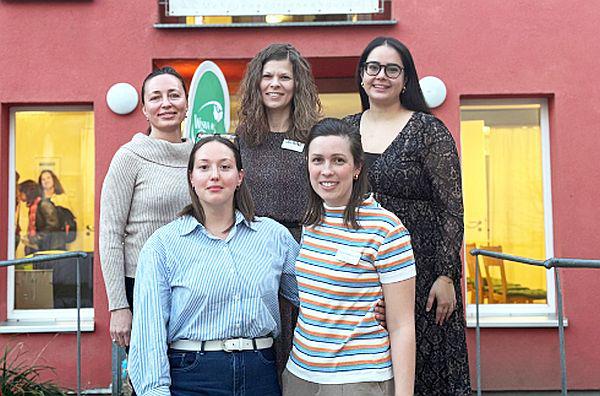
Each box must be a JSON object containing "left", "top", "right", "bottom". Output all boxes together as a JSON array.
[
  {"left": 553, "top": 266, "right": 568, "bottom": 396},
  {"left": 474, "top": 253, "right": 482, "bottom": 396},
  {"left": 111, "top": 343, "right": 126, "bottom": 395},
  {"left": 0, "top": 251, "right": 89, "bottom": 396},
  {"left": 76, "top": 255, "right": 82, "bottom": 396},
  {"left": 469, "top": 249, "right": 600, "bottom": 395}
]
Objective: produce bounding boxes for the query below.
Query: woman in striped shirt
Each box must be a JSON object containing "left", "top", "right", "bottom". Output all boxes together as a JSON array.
[
  {"left": 283, "top": 118, "right": 417, "bottom": 396},
  {"left": 129, "top": 135, "right": 299, "bottom": 396}
]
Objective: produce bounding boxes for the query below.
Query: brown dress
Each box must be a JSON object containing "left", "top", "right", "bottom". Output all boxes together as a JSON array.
[
  {"left": 238, "top": 130, "right": 306, "bottom": 381},
  {"left": 344, "top": 112, "right": 471, "bottom": 396}
]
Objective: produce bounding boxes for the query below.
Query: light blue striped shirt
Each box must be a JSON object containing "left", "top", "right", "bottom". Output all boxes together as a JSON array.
[{"left": 129, "top": 211, "right": 299, "bottom": 396}]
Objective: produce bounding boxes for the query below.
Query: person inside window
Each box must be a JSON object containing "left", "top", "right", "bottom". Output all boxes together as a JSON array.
[
  {"left": 38, "top": 169, "right": 68, "bottom": 206},
  {"left": 18, "top": 179, "right": 65, "bottom": 254}
]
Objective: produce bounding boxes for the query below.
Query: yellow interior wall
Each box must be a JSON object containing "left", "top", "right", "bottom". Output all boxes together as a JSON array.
[
  {"left": 320, "top": 93, "right": 362, "bottom": 119},
  {"left": 461, "top": 120, "right": 546, "bottom": 295},
  {"left": 14, "top": 111, "right": 95, "bottom": 258}
]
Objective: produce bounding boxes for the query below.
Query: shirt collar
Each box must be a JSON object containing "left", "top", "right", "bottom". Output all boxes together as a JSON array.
[{"left": 179, "top": 210, "right": 256, "bottom": 236}]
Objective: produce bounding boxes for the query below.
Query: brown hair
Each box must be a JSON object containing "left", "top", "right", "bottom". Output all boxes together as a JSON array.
[
  {"left": 237, "top": 43, "right": 322, "bottom": 146},
  {"left": 302, "top": 118, "right": 368, "bottom": 230},
  {"left": 18, "top": 180, "right": 42, "bottom": 206},
  {"left": 38, "top": 169, "right": 65, "bottom": 195},
  {"left": 141, "top": 66, "right": 188, "bottom": 105},
  {"left": 179, "top": 135, "right": 255, "bottom": 224}
]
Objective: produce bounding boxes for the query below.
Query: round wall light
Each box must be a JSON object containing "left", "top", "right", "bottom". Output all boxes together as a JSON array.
[
  {"left": 419, "top": 76, "right": 447, "bottom": 108},
  {"left": 106, "top": 83, "right": 139, "bottom": 115}
]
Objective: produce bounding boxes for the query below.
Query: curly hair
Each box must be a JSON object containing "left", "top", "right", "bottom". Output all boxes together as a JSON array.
[{"left": 237, "top": 43, "right": 322, "bottom": 146}]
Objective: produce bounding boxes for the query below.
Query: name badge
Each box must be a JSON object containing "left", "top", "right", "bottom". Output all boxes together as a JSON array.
[
  {"left": 281, "top": 139, "right": 305, "bottom": 152},
  {"left": 335, "top": 248, "right": 362, "bottom": 265}
]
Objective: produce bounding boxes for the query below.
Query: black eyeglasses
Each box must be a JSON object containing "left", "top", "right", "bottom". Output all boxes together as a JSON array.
[{"left": 362, "top": 61, "right": 404, "bottom": 79}]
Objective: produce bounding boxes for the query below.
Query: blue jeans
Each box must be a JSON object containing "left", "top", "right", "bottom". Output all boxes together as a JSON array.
[{"left": 168, "top": 347, "right": 281, "bottom": 396}]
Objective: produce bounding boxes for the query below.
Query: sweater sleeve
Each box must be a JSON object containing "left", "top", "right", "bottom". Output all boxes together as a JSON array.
[{"left": 99, "top": 148, "right": 139, "bottom": 311}]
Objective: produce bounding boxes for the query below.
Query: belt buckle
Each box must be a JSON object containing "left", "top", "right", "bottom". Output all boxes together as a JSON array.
[{"left": 223, "top": 338, "right": 243, "bottom": 352}]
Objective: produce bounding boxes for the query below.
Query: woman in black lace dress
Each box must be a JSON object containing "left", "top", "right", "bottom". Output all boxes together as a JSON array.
[{"left": 344, "top": 37, "right": 471, "bottom": 395}]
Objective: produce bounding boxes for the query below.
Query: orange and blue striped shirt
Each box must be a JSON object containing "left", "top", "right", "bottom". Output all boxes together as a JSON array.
[{"left": 286, "top": 195, "right": 416, "bottom": 384}]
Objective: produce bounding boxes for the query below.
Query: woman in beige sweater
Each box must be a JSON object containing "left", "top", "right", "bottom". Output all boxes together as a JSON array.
[{"left": 99, "top": 67, "right": 193, "bottom": 349}]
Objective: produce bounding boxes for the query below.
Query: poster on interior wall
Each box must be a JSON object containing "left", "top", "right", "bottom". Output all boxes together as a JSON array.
[
  {"left": 169, "top": 0, "right": 379, "bottom": 16},
  {"left": 185, "top": 61, "right": 230, "bottom": 142}
]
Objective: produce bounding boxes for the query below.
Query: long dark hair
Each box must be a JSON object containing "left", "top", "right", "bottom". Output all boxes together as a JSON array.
[
  {"left": 238, "top": 43, "right": 322, "bottom": 146},
  {"left": 356, "top": 36, "right": 430, "bottom": 113},
  {"left": 18, "top": 180, "right": 42, "bottom": 206},
  {"left": 180, "top": 135, "right": 255, "bottom": 225},
  {"left": 303, "top": 118, "right": 368, "bottom": 230},
  {"left": 38, "top": 169, "right": 64, "bottom": 195}
]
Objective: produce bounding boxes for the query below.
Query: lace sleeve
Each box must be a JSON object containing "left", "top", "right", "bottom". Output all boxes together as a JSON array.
[{"left": 422, "top": 117, "right": 464, "bottom": 280}]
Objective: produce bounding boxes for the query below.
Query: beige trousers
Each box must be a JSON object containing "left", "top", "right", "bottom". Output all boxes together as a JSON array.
[{"left": 282, "top": 368, "right": 395, "bottom": 396}]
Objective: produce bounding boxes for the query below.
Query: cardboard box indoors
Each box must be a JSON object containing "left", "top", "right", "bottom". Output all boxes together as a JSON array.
[{"left": 15, "top": 269, "right": 54, "bottom": 309}]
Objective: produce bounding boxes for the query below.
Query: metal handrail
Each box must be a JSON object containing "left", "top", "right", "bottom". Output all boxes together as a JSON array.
[
  {"left": 469, "top": 248, "right": 600, "bottom": 396},
  {"left": 0, "top": 251, "right": 89, "bottom": 396}
]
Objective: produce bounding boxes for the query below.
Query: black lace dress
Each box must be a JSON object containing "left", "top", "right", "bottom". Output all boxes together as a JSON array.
[{"left": 344, "top": 112, "right": 471, "bottom": 395}]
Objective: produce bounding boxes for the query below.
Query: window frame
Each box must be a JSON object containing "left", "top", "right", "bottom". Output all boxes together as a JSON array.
[
  {"left": 6, "top": 105, "right": 94, "bottom": 323},
  {"left": 460, "top": 98, "right": 556, "bottom": 322}
]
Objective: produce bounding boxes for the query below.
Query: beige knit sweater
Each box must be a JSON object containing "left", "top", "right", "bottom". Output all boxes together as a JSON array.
[{"left": 99, "top": 133, "right": 193, "bottom": 311}]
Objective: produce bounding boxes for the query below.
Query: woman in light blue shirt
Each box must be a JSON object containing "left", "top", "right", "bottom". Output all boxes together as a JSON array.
[{"left": 129, "top": 135, "right": 299, "bottom": 396}]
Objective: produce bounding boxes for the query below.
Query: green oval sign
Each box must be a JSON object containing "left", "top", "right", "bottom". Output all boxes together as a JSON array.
[{"left": 185, "top": 61, "right": 230, "bottom": 142}]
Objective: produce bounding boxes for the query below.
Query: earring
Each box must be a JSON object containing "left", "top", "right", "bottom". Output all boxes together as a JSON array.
[
  {"left": 360, "top": 81, "right": 365, "bottom": 88},
  {"left": 401, "top": 86, "right": 406, "bottom": 94},
  {"left": 353, "top": 174, "right": 359, "bottom": 180}
]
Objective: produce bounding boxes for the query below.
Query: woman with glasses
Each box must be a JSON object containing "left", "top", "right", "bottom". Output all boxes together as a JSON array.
[{"left": 344, "top": 37, "right": 471, "bottom": 395}]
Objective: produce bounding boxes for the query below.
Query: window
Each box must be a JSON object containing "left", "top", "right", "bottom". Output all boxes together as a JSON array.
[
  {"left": 460, "top": 99, "right": 556, "bottom": 324},
  {"left": 6, "top": 107, "right": 95, "bottom": 328},
  {"left": 156, "top": 0, "right": 393, "bottom": 27}
]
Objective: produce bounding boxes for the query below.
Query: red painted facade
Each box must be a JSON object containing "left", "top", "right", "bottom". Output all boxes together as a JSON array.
[{"left": 1, "top": 0, "right": 599, "bottom": 391}]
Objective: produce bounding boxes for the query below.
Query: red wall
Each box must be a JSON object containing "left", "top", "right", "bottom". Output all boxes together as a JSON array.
[{"left": 1, "top": 0, "right": 599, "bottom": 390}]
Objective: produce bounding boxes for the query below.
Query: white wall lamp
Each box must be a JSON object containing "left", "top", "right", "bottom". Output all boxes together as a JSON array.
[
  {"left": 106, "top": 83, "right": 139, "bottom": 115},
  {"left": 419, "top": 76, "right": 447, "bottom": 109}
]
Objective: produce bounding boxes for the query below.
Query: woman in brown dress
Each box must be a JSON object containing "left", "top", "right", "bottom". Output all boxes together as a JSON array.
[
  {"left": 344, "top": 36, "right": 471, "bottom": 395},
  {"left": 236, "top": 43, "right": 322, "bottom": 377}
]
